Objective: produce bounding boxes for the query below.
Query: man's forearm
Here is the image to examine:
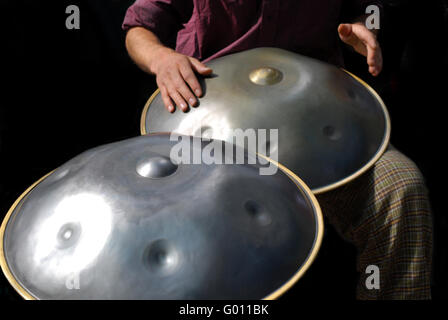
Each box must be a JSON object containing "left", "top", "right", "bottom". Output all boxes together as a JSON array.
[{"left": 125, "top": 27, "right": 173, "bottom": 75}]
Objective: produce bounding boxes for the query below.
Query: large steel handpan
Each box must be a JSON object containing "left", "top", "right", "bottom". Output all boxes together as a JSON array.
[
  {"left": 0, "top": 133, "right": 323, "bottom": 299},
  {"left": 141, "top": 47, "right": 391, "bottom": 193}
]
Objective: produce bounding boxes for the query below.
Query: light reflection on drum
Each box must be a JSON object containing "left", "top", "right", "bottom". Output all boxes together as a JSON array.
[{"left": 1, "top": 133, "right": 323, "bottom": 300}]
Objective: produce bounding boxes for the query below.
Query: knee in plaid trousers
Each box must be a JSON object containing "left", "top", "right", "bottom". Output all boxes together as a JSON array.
[{"left": 316, "top": 146, "right": 433, "bottom": 299}]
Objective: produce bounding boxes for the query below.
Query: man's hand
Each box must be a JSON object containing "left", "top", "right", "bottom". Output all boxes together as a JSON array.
[
  {"left": 150, "top": 47, "right": 213, "bottom": 113},
  {"left": 125, "top": 27, "right": 213, "bottom": 113},
  {"left": 338, "top": 23, "right": 383, "bottom": 76}
]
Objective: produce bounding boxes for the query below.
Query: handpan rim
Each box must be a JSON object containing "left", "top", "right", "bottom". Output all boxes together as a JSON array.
[
  {"left": 0, "top": 133, "right": 324, "bottom": 300},
  {"left": 257, "top": 154, "right": 324, "bottom": 300},
  {"left": 139, "top": 68, "right": 391, "bottom": 195},
  {"left": 0, "top": 171, "right": 54, "bottom": 300}
]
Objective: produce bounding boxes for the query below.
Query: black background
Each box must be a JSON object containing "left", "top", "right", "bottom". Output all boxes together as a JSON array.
[{"left": 0, "top": 0, "right": 447, "bottom": 302}]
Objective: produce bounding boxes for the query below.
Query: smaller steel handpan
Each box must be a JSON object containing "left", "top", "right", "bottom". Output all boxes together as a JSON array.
[
  {"left": 0, "top": 133, "right": 323, "bottom": 300},
  {"left": 141, "top": 47, "right": 391, "bottom": 194}
]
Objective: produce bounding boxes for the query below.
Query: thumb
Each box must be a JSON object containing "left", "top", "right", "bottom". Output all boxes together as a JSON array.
[
  {"left": 338, "top": 23, "right": 355, "bottom": 45},
  {"left": 189, "top": 57, "right": 213, "bottom": 75}
]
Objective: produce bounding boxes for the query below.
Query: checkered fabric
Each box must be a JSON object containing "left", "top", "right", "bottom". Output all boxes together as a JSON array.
[{"left": 316, "top": 146, "right": 433, "bottom": 299}]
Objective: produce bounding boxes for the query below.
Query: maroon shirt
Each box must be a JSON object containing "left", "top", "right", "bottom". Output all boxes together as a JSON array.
[{"left": 122, "top": 0, "right": 380, "bottom": 65}]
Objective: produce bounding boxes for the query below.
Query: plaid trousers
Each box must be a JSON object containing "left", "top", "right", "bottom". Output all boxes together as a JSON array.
[{"left": 316, "top": 146, "right": 433, "bottom": 299}]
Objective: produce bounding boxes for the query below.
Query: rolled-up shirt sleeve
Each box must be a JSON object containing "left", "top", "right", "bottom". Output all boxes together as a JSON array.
[{"left": 122, "top": 0, "right": 191, "bottom": 45}]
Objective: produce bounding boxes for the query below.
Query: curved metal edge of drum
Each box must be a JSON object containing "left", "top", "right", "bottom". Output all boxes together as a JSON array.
[
  {"left": 0, "top": 137, "right": 324, "bottom": 301},
  {"left": 257, "top": 154, "right": 324, "bottom": 300},
  {"left": 310, "top": 69, "right": 392, "bottom": 195},
  {"left": 139, "top": 69, "right": 392, "bottom": 195},
  {"left": 0, "top": 173, "right": 56, "bottom": 300},
  {"left": 140, "top": 88, "right": 160, "bottom": 136}
]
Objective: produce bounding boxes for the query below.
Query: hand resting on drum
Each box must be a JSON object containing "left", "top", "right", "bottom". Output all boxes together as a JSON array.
[
  {"left": 125, "top": 23, "right": 382, "bottom": 113},
  {"left": 125, "top": 27, "right": 212, "bottom": 113}
]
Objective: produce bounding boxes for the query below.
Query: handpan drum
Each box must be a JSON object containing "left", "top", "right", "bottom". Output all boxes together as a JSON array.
[
  {"left": 141, "top": 47, "right": 391, "bottom": 194},
  {"left": 0, "top": 133, "right": 323, "bottom": 300}
]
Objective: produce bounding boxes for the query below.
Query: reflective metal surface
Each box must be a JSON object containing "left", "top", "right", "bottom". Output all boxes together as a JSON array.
[
  {"left": 1, "top": 133, "right": 323, "bottom": 300},
  {"left": 141, "top": 47, "right": 391, "bottom": 194}
]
